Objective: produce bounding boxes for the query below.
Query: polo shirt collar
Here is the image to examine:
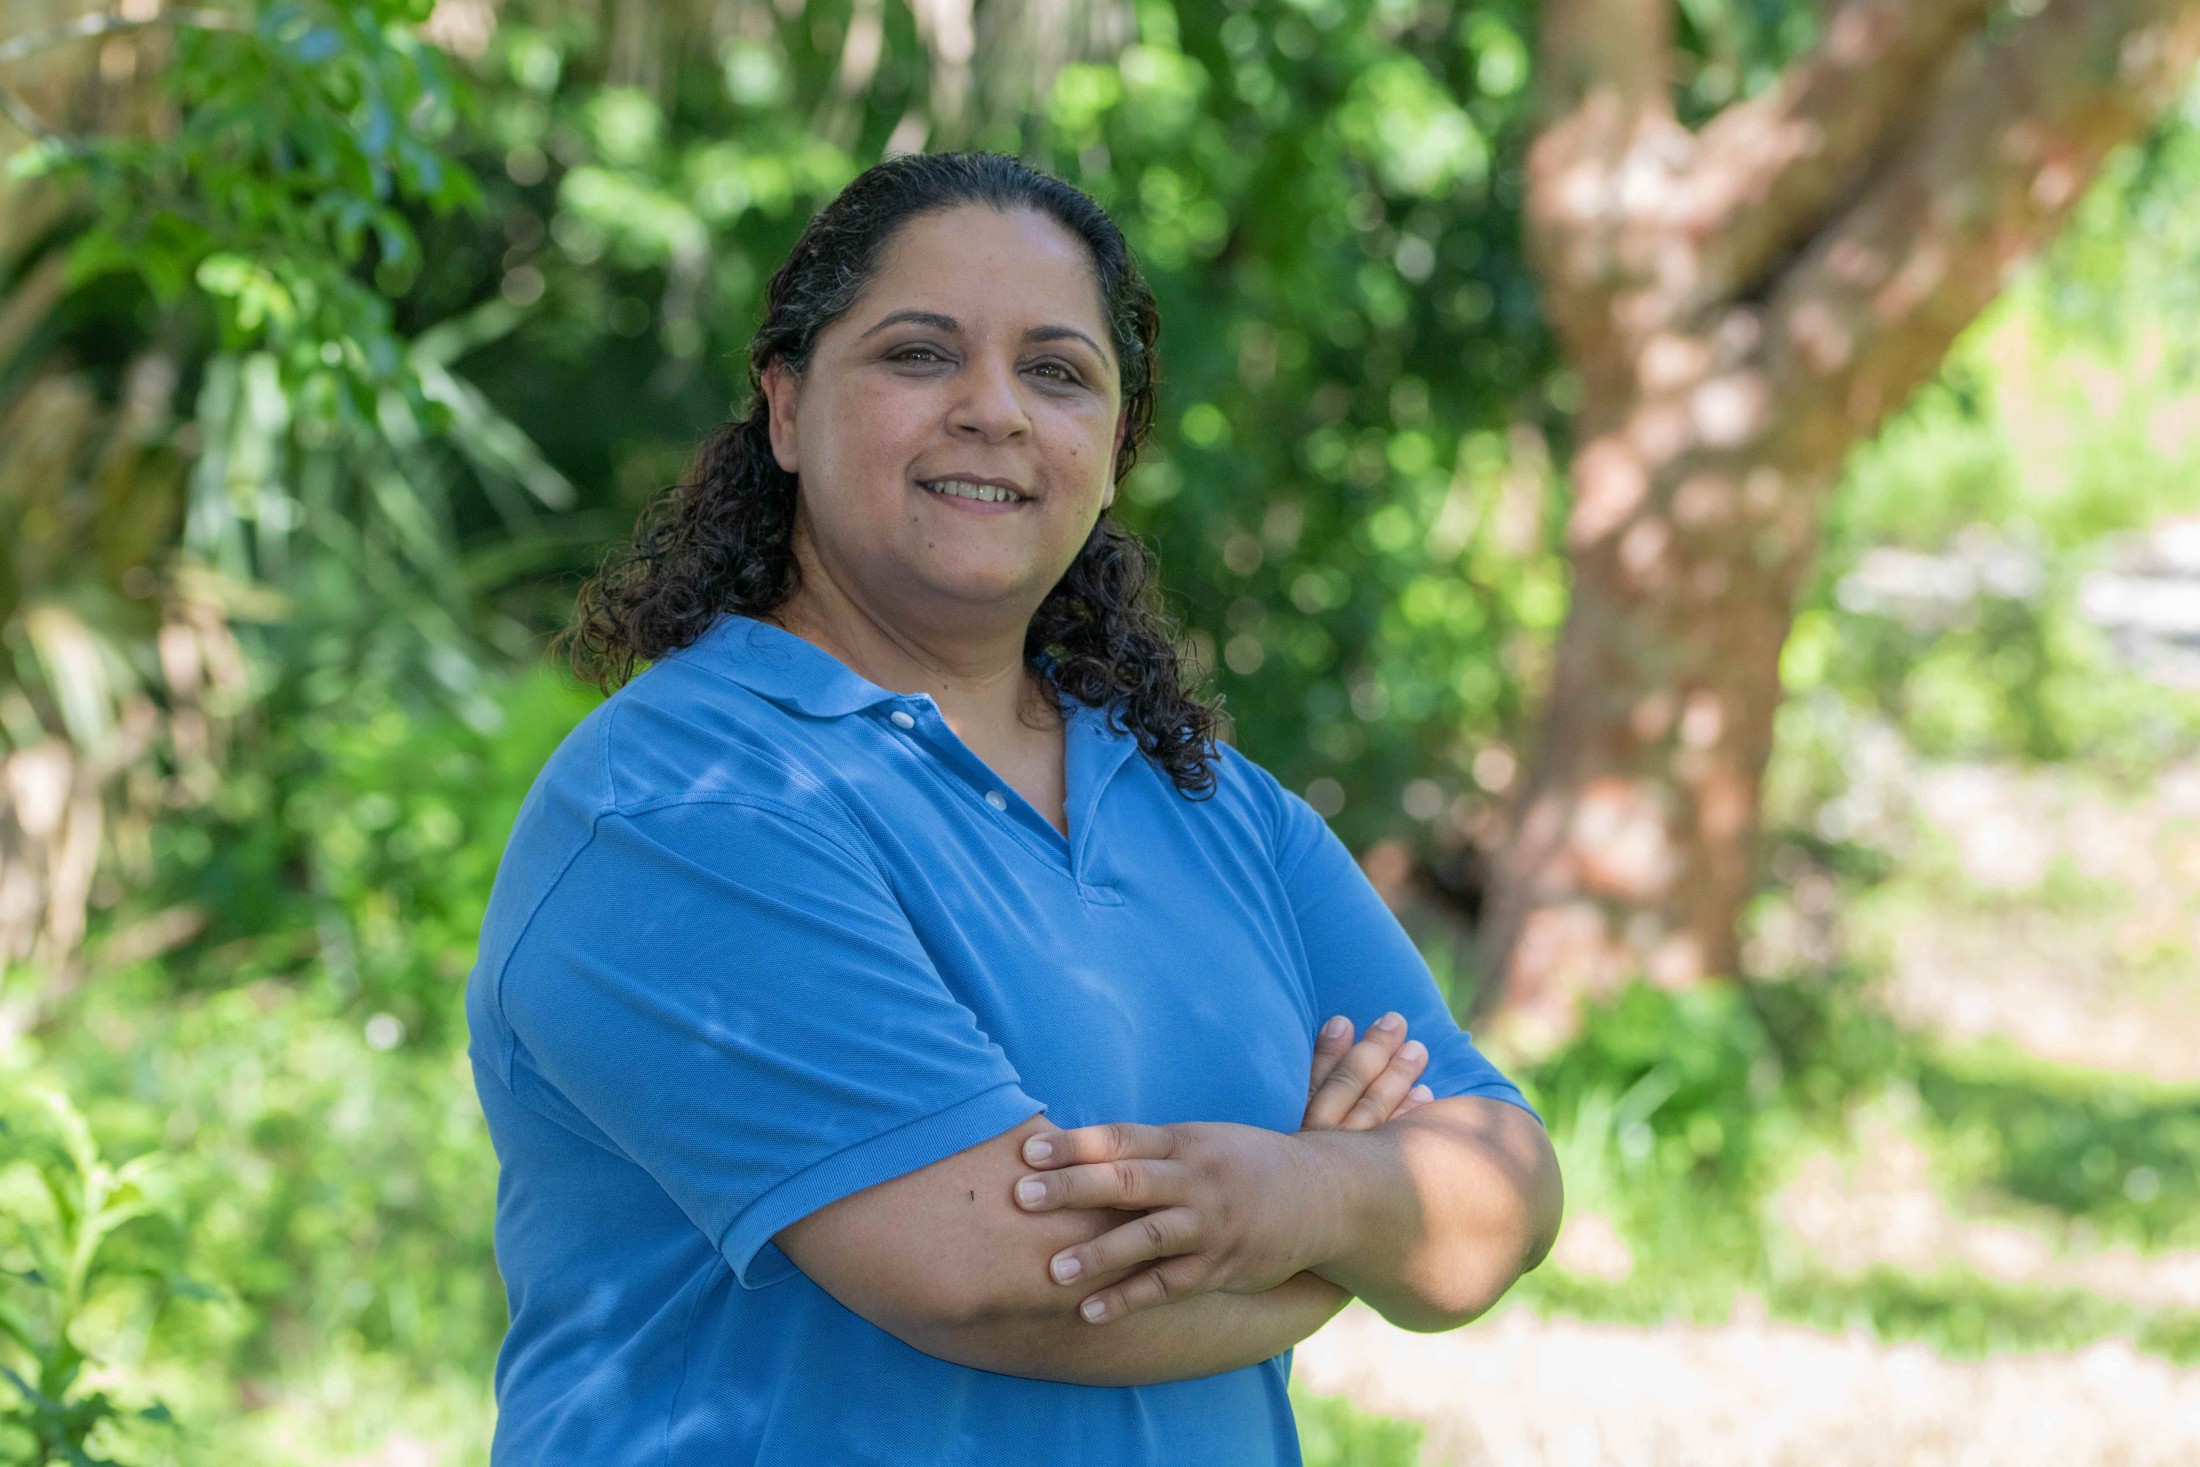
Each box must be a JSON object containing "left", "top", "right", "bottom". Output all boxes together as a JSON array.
[
  {"left": 691, "top": 613, "right": 1124, "bottom": 742},
  {"left": 694, "top": 612, "right": 904, "bottom": 718}
]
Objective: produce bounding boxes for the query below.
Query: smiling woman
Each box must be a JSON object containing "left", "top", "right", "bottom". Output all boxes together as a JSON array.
[
  {"left": 757, "top": 206, "right": 1126, "bottom": 659},
  {"left": 468, "top": 152, "right": 1560, "bottom": 1467}
]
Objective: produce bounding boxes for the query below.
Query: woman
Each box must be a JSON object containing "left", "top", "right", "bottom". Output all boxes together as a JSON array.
[{"left": 466, "top": 150, "right": 1561, "bottom": 1465}]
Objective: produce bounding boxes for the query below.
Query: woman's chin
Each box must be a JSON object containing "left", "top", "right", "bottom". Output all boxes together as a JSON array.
[{"left": 907, "top": 560, "right": 1055, "bottom": 610}]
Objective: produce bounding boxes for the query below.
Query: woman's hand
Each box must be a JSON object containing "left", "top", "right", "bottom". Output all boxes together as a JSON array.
[
  {"left": 1301, "top": 1011, "right": 1433, "bottom": 1131},
  {"left": 1005, "top": 1012, "right": 1435, "bottom": 1326},
  {"left": 1012, "top": 1120, "right": 1340, "bottom": 1325}
]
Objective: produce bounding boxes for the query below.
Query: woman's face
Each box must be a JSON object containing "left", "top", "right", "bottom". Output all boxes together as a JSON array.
[{"left": 762, "top": 204, "right": 1127, "bottom": 632}]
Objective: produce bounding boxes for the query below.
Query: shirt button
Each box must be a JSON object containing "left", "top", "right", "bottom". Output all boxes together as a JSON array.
[
  {"left": 889, "top": 710, "right": 916, "bottom": 730},
  {"left": 984, "top": 790, "right": 1009, "bottom": 811}
]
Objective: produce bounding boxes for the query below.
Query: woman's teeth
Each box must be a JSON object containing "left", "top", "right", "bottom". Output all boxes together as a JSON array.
[{"left": 922, "top": 480, "right": 1023, "bottom": 503}]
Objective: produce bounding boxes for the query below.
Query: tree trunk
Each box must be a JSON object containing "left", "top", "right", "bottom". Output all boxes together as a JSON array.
[{"left": 1480, "top": 0, "right": 2200, "bottom": 1038}]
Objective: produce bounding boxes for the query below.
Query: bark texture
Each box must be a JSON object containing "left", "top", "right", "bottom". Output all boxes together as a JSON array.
[{"left": 1482, "top": 0, "right": 2200, "bottom": 1035}]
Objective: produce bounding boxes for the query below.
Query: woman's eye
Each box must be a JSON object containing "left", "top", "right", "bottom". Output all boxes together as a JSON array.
[{"left": 888, "top": 347, "right": 1079, "bottom": 384}]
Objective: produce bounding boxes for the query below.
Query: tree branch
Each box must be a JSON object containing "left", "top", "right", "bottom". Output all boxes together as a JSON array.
[
  {"left": 1761, "top": 0, "right": 2200, "bottom": 444},
  {"left": 0, "top": 9, "right": 245, "bottom": 144},
  {"left": 1525, "top": 0, "right": 1680, "bottom": 397},
  {"left": 0, "top": 9, "right": 244, "bottom": 69},
  {"left": 1679, "top": 0, "right": 1997, "bottom": 312},
  {"left": 1538, "top": 0, "right": 1673, "bottom": 124},
  {"left": 0, "top": 86, "right": 53, "bottom": 142}
]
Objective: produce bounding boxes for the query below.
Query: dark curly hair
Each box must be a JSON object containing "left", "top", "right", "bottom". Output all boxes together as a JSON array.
[{"left": 560, "top": 151, "right": 1227, "bottom": 795}]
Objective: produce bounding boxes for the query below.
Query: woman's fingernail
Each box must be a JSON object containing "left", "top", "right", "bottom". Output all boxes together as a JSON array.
[
  {"left": 1081, "top": 1298, "right": 1107, "bottom": 1322},
  {"left": 1410, "top": 1084, "right": 1434, "bottom": 1102},
  {"left": 1321, "top": 1016, "right": 1349, "bottom": 1040},
  {"left": 1051, "top": 1254, "right": 1082, "bottom": 1283},
  {"left": 1016, "top": 1179, "right": 1046, "bottom": 1207},
  {"left": 1401, "top": 1040, "right": 1426, "bottom": 1061},
  {"left": 1374, "top": 1012, "right": 1405, "bottom": 1032},
  {"left": 1024, "top": 1136, "right": 1053, "bottom": 1164}
]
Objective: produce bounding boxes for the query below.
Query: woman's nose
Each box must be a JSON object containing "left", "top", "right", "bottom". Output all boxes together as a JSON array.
[{"left": 948, "top": 357, "right": 1031, "bottom": 441}]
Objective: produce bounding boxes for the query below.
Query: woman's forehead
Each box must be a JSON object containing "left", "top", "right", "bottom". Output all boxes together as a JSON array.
[{"left": 859, "top": 206, "right": 1110, "bottom": 340}]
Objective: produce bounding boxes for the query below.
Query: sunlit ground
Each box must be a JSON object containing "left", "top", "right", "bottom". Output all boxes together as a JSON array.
[{"left": 1291, "top": 723, "right": 2200, "bottom": 1463}]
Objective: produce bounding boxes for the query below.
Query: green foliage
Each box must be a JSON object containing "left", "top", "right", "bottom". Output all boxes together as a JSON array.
[
  {"left": 14, "top": 669, "right": 593, "bottom": 1456},
  {"left": 41, "top": 970, "right": 504, "bottom": 1406},
  {"left": 139, "top": 664, "right": 598, "bottom": 1043},
  {"left": 1515, "top": 971, "right": 2200, "bottom": 1364},
  {"left": 413, "top": 0, "right": 1572, "bottom": 851},
  {"left": 1770, "top": 1269, "right": 2200, "bottom": 1367},
  {"left": 0, "top": 1088, "right": 199, "bottom": 1466},
  {"left": 1790, "top": 128, "right": 2200, "bottom": 775},
  {"left": 59, "top": 673, "right": 594, "bottom": 1398},
  {"left": 1518, "top": 973, "right": 1892, "bottom": 1313},
  {"left": 1670, "top": 0, "right": 1822, "bottom": 118},
  {"left": 1025, "top": 0, "right": 1568, "bottom": 845},
  {"left": 1289, "top": 1384, "right": 1427, "bottom": 1467},
  {"left": 12, "top": 0, "right": 481, "bottom": 427},
  {"left": 0, "top": 0, "right": 541, "bottom": 981},
  {"left": 1916, "top": 1047, "right": 2200, "bottom": 1254}
]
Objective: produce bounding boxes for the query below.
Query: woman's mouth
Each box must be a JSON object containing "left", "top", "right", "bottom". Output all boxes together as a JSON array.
[{"left": 917, "top": 478, "right": 1030, "bottom": 513}]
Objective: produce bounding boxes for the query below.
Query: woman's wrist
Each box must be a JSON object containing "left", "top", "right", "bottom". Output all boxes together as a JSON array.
[
  {"left": 939, "top": 1261, "right": 1352, "bottom": 1387},
  {"left": 1285, "top": 1124, "right": 1386, "bottom": 1283},
  {"left": 1293, "top": 1097, "right": 1561, "bottom": 1332},
  {"left": 1283, "top": 1267, "right": 1354, "bottom": 1316},
  {"left": 1294, "top": 1120, "right": 1474, "bottom": 1327}
]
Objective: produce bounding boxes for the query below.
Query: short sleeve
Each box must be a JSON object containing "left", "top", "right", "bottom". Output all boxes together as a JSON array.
[
  {"left": 493, "top": 799, "right": 1045, "bottom": 1288},
  {"left": 1273, "top": 787, "right": 1540, "bottom": 1123}
]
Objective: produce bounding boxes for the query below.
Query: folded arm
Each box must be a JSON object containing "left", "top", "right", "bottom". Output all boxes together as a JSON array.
[
  {"left": 1008, "top": 1092, "right": 1561, "bottom": 1336},
  {"left": 1298, "top": 1093, "right": 1561, "bottom": 1330},
  {"left": 775, "top": 1113, "right": 1350, "bottom": 1386},
  {"left": 774, "top": 1013, "right": 1433, "bottom": 1384}
]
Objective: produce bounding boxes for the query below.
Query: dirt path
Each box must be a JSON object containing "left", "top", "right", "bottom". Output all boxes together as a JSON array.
[{"left": 1294, "top": 1302, "right": 2200, "bottom": 1466}]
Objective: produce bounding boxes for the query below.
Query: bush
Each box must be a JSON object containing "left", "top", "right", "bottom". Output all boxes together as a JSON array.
[{"left": 0, "top": 1086, "right": 203, "bottom": 1466}]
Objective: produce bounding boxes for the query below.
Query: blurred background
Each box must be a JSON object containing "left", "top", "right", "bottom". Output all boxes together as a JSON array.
[{"left": 2, "top": 0, "right": 2198, "bottom": 1461}]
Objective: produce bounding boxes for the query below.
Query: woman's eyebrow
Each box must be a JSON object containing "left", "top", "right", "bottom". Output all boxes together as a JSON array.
[
  {"left": 1026, "top": 324, "right": 1113, "bottom": 367},
  {"left": 858, "top": 309, "right": 1110, "bottom": 365}
]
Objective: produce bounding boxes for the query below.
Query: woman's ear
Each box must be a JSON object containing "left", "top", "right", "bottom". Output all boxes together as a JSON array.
[{"left": 761, "top": 360, "right": 801, "bottom": 474}]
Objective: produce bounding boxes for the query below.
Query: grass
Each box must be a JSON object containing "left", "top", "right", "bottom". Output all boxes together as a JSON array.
[
  {"left": 1770, "top": 1269, "right": 2200, "bottom": 1365},
  {"left": 1488, "top": 963, "right": 2200, "bottom": 1368},
  {"left": 1914, "top": 1043, "right": 2200, "bottom": 1251},
  {"left": 1291, "top": 1385, "right": 1428, "bottom": 1467}
]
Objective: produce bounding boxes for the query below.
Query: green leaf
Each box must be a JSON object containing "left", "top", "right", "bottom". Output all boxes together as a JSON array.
[{"left": 3, "top": 138, "right": 76, "bottom": 181}]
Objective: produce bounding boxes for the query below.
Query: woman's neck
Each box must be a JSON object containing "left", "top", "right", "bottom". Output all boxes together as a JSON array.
[{"left": 767, "top": 581, "right": 1057, "bottom": 743}]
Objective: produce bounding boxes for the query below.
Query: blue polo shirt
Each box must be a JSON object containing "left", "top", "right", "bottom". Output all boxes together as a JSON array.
[{"left": 465, "top": 611, "right": 1533, "bottom": 1466}]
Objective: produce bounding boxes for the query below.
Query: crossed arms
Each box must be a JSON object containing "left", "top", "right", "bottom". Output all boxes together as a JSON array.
[{"left": 774, "top": 1011, "right": 1564, "bottom": 1387}]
